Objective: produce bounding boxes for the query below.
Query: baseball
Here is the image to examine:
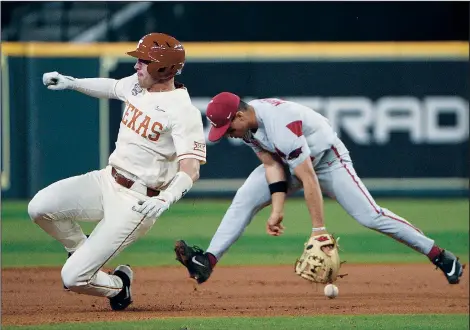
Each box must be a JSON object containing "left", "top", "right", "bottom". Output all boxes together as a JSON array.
[{"left": 324, "top": 284, "right": 339, "bottom": 299}]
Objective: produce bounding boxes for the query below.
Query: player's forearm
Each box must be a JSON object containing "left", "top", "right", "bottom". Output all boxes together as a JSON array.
[
  {"left": 270, "top": 192, "right": 286, "bottom": 214},
  {"left": 302, "top": 175, "right": 325, "bottom": 229},
  {"left": 71, "top": 78, "right": 119, "bottom": 99},
  {"left": 264, "top": 161, "right": 286, "bottom": 184},
  {"left": 179, "top": 158, "right": 200, "bottom": 182},
  {"left": 293, "top": 158, "right": 325, "bottom": 231},
  {"left": 158, "top": 158, "right": 200, "bottom": 205},
  {"left": 265, "top": 163, "right": 287, "bottom": 214}
]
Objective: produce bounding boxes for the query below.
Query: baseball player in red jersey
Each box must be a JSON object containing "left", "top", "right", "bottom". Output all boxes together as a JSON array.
[
  {"left": 175, "top": 92, "right": 464, "bottom": 286},
  {"left": 29, "top": 33, "right": 206, "bottom": 310}
]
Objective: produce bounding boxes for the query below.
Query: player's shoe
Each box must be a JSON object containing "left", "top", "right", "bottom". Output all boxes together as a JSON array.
[
  {"left": 109, "top": 264, "right": 133, "bottom": 311},
  {"left": 432, "top": 249, "right": 464, "bottom": 284},
  {"left": 63, "top": 234, "right": 89, "bottom": 291},
  {"left": 174, "top": 240, "right": 213, "bottom": 284}
]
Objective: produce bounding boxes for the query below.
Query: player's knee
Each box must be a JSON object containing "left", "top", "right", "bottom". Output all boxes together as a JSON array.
[
  {"left": 61, "top": 263, "right": 87, "bottom": 291},
  {"left": 28, "top": 192, "right": 47, "bottom": 222},
  {"left": 61, "top": 265, "right": 78, "bottom": 290},
  {"left": 353, "top": 211, "right": 382, "bottom": 229}
]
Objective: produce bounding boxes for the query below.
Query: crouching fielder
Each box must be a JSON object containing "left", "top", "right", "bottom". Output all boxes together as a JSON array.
[{"left": 174, "top": 92, "right": 463, "bottom": 286}]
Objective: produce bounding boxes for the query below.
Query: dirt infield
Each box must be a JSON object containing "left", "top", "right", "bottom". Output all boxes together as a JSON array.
[{"left": 2, "top": 264, "right": 468, "bottom": 326}]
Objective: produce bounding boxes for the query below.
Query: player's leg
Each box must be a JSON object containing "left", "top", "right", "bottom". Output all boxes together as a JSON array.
[
  {"left": 207, "top": 163, "right": 302, "bottom": 259},
  {"left": 205, "top": 164, "right": 273, "bottom": 259},
  {"left": 317, "top": 148, "right": 463, "bottom": 284},
  {"left": 318, "top": 154, "right": 434, "bottom": 253},
  {"left": 28, "top": 171, "right": 103, "bottom": 254},
  {"left": 175, "top": 164, "right": 301, "bottom": 283},
  {"left": 60, "top": 167, "right": 156, "bottom": 309}
]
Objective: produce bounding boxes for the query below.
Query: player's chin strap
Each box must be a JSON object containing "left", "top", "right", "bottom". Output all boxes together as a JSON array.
[{"left": 158, "top": 171, "right": 193, "bottom": 205}]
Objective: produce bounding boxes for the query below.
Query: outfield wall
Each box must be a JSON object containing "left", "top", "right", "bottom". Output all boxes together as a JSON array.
[{"left": 1, "top": 42, "right": 468, "bottom": 198}]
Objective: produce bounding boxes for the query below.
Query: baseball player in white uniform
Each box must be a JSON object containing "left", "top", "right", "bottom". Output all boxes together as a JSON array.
[
  {"left": 28, "top": 33, "right": 206, "bottom": 310},
  {"left": 175, "top": 92, "right": 464, "bottom": 286}
]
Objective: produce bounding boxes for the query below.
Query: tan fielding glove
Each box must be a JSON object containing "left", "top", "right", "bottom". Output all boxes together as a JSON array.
[{"left": 294, "top": 233, "right": 341, "bottom": 284}]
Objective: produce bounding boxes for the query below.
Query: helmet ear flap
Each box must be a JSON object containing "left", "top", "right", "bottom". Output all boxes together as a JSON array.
[
  {"left": 147, "top": 62, "right": 160, "bottom": 80},
  {"left": 146, "top": 62, "right": 179, "bottom": 81}
]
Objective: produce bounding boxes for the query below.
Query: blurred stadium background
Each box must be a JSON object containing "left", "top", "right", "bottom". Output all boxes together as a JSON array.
[
  {"left": 1, "top": 1, "right": 468, "bottom": 201},
  {"left": 0, "top": 3, "right": 468, "bottom": 327}
]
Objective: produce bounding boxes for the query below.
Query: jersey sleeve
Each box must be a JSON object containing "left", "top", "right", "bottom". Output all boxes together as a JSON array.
[
  {"left": 113, "top": 74, "right": 138, "bottom": 101},
  {"left": 170, "top": 105, "right": 207, "bottom": 164},
  {"left": 272, "top": 120, "right": 310, "bottom": 170}
]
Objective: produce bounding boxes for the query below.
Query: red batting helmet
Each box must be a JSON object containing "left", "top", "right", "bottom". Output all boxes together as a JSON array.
[{"left": 127, "top": 33, "right": 185, "bottom": 82}]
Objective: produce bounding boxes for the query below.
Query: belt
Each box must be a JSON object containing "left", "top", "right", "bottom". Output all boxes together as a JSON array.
[{"left": 111, "top": 167, "right": 160, "bottom": 197}]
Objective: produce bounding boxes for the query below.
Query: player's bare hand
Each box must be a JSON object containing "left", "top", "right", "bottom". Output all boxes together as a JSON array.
[
  {"left": 42, "top": 71, "right": 76, "bottom": 90},
  {"left": 132, "top": 196, "right": 170, "bottom": 219},
  {"left": 266, "top": 211, "right": 285, "bottom": 236}
]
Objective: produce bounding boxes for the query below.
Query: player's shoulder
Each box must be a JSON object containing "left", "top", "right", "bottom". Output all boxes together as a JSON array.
[
  {"left": 120, "top": 73, "right": 138, "bottom": 83},
  {"left": 170, "top": 89, "right": 197, "bottom": 111},
  {"left": 174, "top": 102, "right": 201, "bottom": 117},
  {"left": 116, "top": 73, "right": 139, "bottom": 90},
  {"left": 249, "top": 98, "right": 297, "bottom": 114},
  {"left": 250, "top": 98, "right": 296, "bottom": 124},
  {"left": 249, "top": 98, "right": 285, "bottom": 106},
  {"left": 250, "top": 99, "right": 303, "bottom": 140},
  {"left": 168, "top": 93, "right": 203, "bottom": 121}
]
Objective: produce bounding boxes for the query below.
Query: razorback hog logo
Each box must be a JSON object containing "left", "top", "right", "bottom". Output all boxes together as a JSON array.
[
  {"left": 275, "top": 146, "right": 303, "bottom": 160},
  {"left": 121, "top": 102, "right": 163, "bottom": 141},
  {"left": 315, "top": 235, "right": 330, "bottom": 242},
  {"left": 287, "top": 147, "right": 303, "bottom": 160}
]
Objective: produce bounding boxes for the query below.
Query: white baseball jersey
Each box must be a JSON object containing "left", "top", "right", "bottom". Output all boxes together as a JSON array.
[
  {"left": 207, "top": 98, "right": 433, "bottom": 263},
  {"left": 108, "top": 74, "right": 206, "bottom": 189},
  {"left": 242, "top": 98, "right": 342, "bottom": 170},
  {"left": 29, "top": 70, "right": 208, "bottom": 301}
]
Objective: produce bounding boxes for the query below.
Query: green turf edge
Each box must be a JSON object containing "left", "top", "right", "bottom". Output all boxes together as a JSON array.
[
  {"left": 3, "top": 199, "right": 468, "bottom": 267},
  {"left": 3, "top": 314, "right": 469, "bottom": 330},
  {"left": 2, "top": 253, "right": 468, "bottom": 269}
]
